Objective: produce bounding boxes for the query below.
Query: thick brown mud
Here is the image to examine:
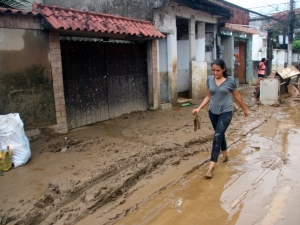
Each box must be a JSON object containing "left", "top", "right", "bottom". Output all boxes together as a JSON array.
[
  {"left": 0, "top": 86, "right": 299, "bottom": 225},
  {"left": 114, "top": 97, "right": 300, "bottom": 225}
]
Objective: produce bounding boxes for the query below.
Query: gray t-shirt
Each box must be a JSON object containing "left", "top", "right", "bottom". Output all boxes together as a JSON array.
[{"left": 206, "top": 75, "right": 237, "bottom": 114}]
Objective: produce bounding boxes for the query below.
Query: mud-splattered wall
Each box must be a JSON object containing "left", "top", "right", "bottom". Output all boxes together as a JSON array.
[
  {"left": 44, "top": 0, "right": 168, "bottom": 21},
  {"left": 0, "top": 29, "right": 56, "bottom": 130}
]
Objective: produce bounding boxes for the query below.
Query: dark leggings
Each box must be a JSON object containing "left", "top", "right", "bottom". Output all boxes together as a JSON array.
[{"left": 208, "top": 110, "right": 233, "bottom": 162}]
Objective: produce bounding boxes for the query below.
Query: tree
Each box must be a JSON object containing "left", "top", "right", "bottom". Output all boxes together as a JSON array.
[
  {"left": 0, "top": 0, "right": 31, "bottom": 9},
  {"left": 292, "top": 39, "right": 300, "bottom": 53},
  {"left": 268, "top": 9, "right": 300, "bottom": 50}
]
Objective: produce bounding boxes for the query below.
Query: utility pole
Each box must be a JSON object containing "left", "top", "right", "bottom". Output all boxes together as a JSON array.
[
  {"left": 267, "top": 29, "right": 273, "bottom": 76},
  {"left": 288, "top": 0, "right": 295, "bottom": 66}
]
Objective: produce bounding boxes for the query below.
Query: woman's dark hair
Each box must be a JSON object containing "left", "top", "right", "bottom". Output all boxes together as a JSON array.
[
  {"left": 211, "top": 58, "right": 228, "bottom": 78},
  {"left": 261, "top": 58, "right": 266, "bottom": 62}
]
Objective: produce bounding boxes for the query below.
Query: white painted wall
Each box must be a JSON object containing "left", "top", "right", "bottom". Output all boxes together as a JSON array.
[
  {"left": 159, "top": 38, "right": 169, "bottom": 102},
  {"left": 272, "top": 49, "right": 286, "bottom": 71},
  {"left": 177, "top": 40, "right": 190, "bottom": 92},
  {"left": 159, "top": 38, "right": 168, "bottom": 73},
  {"left": 292, "top": 53, "right": 298, "bottom": 63},
  {"left": 251, "top": 34, "right": 300, "bottom": 70},
  {"left": 153, "top": 3, "right": 219, "bottom": 100},
  {"left": 196, "top": 22, "right": 205, "bottom": 62},
  {"left": 252, "top": 34, "right": 267, "bottom": 61},
  {"left": 191, "top": 61, "right": 207, "bottom": 98},
  {"left": 153, "top": 4, "right": 218, "bottom": 33}
]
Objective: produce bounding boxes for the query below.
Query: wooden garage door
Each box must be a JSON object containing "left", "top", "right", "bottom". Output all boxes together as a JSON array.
[{"left": 60, "top": 40, "right": 148, "bottom": 129}]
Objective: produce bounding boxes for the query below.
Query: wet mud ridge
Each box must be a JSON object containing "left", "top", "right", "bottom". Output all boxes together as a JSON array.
[
  {"left": 1, "top": 87, "right": 290, "bottom": 225},
  {"left": 12, "top": 138, "right": 212, "bottom": 225}
]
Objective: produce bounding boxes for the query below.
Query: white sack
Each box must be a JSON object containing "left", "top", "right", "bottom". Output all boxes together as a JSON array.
[{"left": 0, "top": 113, "right": 31, "bottom": 167}]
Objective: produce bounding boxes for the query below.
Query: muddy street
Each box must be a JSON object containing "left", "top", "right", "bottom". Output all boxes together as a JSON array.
[
  {"left": 0, "top": 87, "right": 300, "bottom": 225},
  {"left": 113, "top": 95, "right": 300, "bottom": 225}
]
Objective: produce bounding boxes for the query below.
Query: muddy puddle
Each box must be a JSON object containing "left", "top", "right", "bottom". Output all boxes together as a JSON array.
[{"left": 114, "top": 104, "right": 300, "bottom": 225}]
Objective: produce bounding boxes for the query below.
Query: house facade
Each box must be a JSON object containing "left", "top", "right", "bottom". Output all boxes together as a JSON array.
[
  {"left": 43, "top": 0, "right": 232, "bottom": 103},
  {"left": 250, "top": 10, "right": 300, "bottom": 75},
  {"left": 1, "top": 0, "right": 260, "bottom": 135},
  {"left": 0, "top": 3, "right": 164, "bottom": 135}
]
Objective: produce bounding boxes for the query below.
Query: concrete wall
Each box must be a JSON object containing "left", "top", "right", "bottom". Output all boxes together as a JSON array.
[
  {"left": 154, "top": 4, "right": 218, "bottom": 102},
  {"left": 220, "top": 30, "right": 253, "bottom": 85},
  {"left": 191, "top": 61, "right": 207, "bottom": 98},
  {"left": 159, "top": 37, "right": 169, "bottom": 103},
  {"left": 246, "top": 35, "right": 253, "bottom": 83},
  {"left": 221, "top": 35, "right": 234, "bottom": 76},
  {"left": 153, "top": 4, "right": 217, "bottom": 33},
  {"left": 44, "top": 0, "right": 168, "bottom": 20},
  {"left": 0, "top": 28, "right": 56, "bottom": 130},
  {"left": 177, "top": 40, "right": 190, "bottom": 93},
  {"left": 252, "top": 49, "right": 299, "bottom": 85},
  {"left": 252, "top": 34, "right": 267, "bottom": 61},
  {"left": 0, "top": 29, "right": 50, "bottom": 75},
  {"left": 0, "top": 13, "right": 69, "bottom": 135},
  {"left": 272, "top": 49, "right": 286, "bottom": 71}
]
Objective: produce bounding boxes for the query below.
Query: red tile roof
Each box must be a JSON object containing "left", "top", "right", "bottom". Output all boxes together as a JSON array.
[{"left": 32, "top": 3, "right": 165, "bottom": 39}]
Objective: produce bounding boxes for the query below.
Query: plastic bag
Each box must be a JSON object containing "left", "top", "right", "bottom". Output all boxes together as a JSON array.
[{"left": 0, "top": 113, "right": 31, "bottom": 168}]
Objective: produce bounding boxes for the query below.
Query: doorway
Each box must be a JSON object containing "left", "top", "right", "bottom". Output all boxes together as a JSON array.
[{"left": 234, "top": 39, "right": 247, "bottom": 84}]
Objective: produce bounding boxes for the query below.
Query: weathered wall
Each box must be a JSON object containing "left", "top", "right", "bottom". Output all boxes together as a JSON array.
[
  {"left": 153, "top": 4, "right": 218, "bottom": 33},
  {"left": 177, "top": 40, "right": 189, "bottom": 93},
  {"left": 221, "top": 35, "right": 234, "bottom": 76},
  {"left": 272, "top": 49, "right": 286, "bottom": 71},
  {"left": 252, "top": 34, "right": 267, "bottom": 61},
  {"left": 0, "top": 28, "right": 56, "bottom": 130},
  {"left": 221, "top": 2, "right": 250, "bottom": 25},
  {"left": 44, "top": 0, "right": 168, "bottom": 20},
  {"left": 159, "top": 38, "right": 168, "bottom": 102},
  {"left": 246, "top": 35, "right": 253, "bottom": 83},
  {"left": 191, "top": 61, "right": 207, "bottom": 98}
]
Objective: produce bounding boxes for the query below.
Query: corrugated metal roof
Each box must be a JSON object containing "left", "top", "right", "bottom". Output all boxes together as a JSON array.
[
  {"left": 32, "top": 3, "right": 165, "bottom": 39},
  {"left": 276, "top": 66, "right": 300, "bottom": 79}
]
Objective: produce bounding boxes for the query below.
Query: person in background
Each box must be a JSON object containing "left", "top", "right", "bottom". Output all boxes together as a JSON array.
[
  {"left": 255, "top": 58, "right": 268, "bottom": 93},
  {"left": 192, "top": 58, "right": 249, "bottom": 179},
  {"left": 255, "top": 71, "right": 276, "bottom": 100}
]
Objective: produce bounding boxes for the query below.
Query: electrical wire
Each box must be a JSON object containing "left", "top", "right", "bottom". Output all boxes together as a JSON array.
[{"left": 225, "top": 0, "right": 300, "bottom": 18}]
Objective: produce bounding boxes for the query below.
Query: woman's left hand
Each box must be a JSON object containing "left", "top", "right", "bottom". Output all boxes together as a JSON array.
[{"left": 244, "top": 109, "right": 249, "bottom": 117}]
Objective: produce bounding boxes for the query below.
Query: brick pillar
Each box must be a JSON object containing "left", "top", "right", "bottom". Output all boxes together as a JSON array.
[
  {"left": 152, "top": 40, "right": 160, "bottom": 109},
  {"left": 49, "top": 31, "right": 68, "bottom": 134}
]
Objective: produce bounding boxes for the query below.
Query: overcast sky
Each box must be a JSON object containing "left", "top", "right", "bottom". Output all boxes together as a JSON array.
[{"left": 224, "top": 0, "right": 300, "bottom": 16}]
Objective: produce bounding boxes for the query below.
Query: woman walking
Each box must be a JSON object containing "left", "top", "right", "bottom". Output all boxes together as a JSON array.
[
  {"left": 192, "top": 59, "right": 249, "bottom": 179},
  {"left": 255, "top": 58, "right": 268, "bottom": 93}
]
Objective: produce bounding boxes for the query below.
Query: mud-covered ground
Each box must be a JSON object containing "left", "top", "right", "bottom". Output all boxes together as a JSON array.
[{"left": 0, "top": 86, "right": 299, "bottom": 225}]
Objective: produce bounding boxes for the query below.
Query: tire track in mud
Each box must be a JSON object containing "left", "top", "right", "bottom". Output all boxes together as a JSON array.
[
  {"left": 9, "top": 100, "right": 278, "bottom": 225},
  {"left": 12, "top": 137, "right": 212, "bottom": 225}
]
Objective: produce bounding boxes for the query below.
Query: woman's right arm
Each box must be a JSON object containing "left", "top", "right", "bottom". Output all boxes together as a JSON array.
[{"left": 192, "top": 89, "right": 211, "bottom": 115}]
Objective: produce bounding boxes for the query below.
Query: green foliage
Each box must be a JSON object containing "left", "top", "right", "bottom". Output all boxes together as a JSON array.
[
  {"left": 270, "top": 13, "right": 300, "bottom": 50},
  {"left": 0, "top": 0, "right": 31, "bottom": 9},
  {"left": 292, "top": 40, "right": 300, "bottom": 53}
]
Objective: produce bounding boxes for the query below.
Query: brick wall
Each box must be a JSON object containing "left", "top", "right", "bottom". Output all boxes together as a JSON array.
[
  {"left": 49, "top": 31, "right": 68, "bottom": 134},
  {"left": 222, "top": 3, "right": 250, "bottom": 25}
]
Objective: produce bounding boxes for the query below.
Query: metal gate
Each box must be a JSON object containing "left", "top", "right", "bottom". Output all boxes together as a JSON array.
[{"left": 61, "top": 40, "right": 148, "bottom": 129}]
